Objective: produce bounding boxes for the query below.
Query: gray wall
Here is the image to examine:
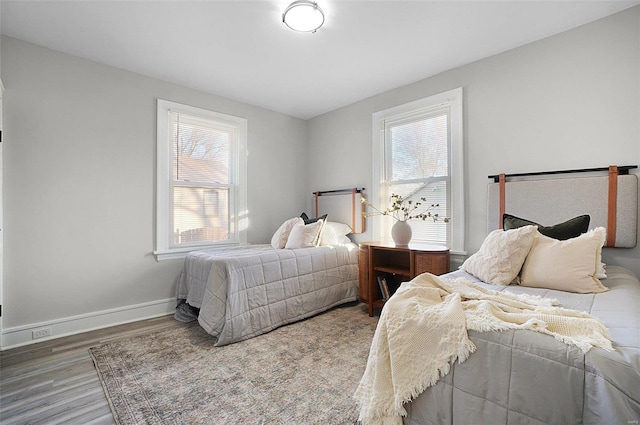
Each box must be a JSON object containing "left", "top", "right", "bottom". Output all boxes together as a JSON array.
[
  {"left": 307, "top": 6, "right": 640, "bottom": 277},
  {"left": 1, "top": 36, "right": 307, "bottom": 329},
  {"left": 2, "top": 5, "right": 639, "bottom": 340}
]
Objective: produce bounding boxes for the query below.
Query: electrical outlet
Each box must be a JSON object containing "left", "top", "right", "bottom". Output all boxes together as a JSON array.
[{"left": 32, "top": 327, "right": 51, "bottom": 339}]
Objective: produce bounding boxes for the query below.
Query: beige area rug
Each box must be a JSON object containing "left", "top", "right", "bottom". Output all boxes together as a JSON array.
[{"left": 89, "top": 304, "right": 378, "bottom": 425}]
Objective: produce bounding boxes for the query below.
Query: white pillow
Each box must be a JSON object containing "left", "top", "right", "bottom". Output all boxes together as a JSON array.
[
  {"left": 519, "top": 227, "right": 608, "bottom": 293},
  {"left": 319, "top": 221, "right": 352, "bottom": 246},
  {"left": 285, "top": 220, "right": 324, "bottom": 249},
  {"left": 270, "top": 217, "right": 304, "bottom": 249},
  {"left": 460, "top": 225, "right": 537, "bottom": 285}
]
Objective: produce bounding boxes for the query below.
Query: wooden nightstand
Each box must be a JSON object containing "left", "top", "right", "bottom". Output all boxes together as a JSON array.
[{"left": 359, "top": 241, "right": 450, "bottom": 316}]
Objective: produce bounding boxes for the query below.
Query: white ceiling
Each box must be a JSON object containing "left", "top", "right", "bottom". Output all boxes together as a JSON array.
[{"left": 1, "top": 1, "right": 638, "bottom": 119}]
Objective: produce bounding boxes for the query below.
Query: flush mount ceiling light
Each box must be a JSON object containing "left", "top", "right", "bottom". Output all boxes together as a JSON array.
[{"left": 282, "top": 0, "right": 325, "bottom": 33}]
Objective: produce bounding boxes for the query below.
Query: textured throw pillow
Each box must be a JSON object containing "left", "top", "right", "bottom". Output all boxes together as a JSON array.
[
  {"left": 503, "top": 213, "right": 590, "bottom": 240},
  {"left": 519, "top": 227, "right": 608, "bottom": 293},
  {"left": 460, "top": 225, "right": 537, "bottom": 285},
  {"left": 319, "top": 221, "right": 352, "bottom": 246},
  {"left": 285, "top": 220, "right": 324, "bottom": 249},
  {"left": 270, "top": 217, "right": 304, "bottom": 249}
]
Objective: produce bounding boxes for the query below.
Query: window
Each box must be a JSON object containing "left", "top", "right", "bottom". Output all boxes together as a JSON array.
[
  {"left": 371, "top": 88, "right": 465, "bottom": 254},
  {"left": 155, "top": 100, "right": 247, "bottom": 261}
]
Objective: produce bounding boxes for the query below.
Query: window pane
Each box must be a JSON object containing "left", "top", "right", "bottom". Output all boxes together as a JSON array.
[
  {"left": 172, "top": 186, "right": 229, "bottom": 246},
  {"left": 171, "top": 113, "right": 231, "bottom": 184},
  {"left": 384, "top": 180, "right": 449, "bottom": 244},
  {"left": 388, "top": 114, "right": 448, "bottom": 181}
]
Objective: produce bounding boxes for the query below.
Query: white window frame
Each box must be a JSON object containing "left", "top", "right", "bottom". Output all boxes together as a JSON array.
[
  {"left": 371, "top": 87, "right": 465, "bottom": 254},
  {"left": 154, "top": 99, "right": 247, "bottom": 261}
]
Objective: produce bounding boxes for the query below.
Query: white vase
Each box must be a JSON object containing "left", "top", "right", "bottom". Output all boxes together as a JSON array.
[{"left": 391, "top": 220, "right": 412, "bottom": 246}]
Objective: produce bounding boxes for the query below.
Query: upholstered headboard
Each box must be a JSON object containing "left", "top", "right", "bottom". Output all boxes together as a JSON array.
[
  {"left": 313, "top": 187, "right": 365, "bottom": 234},
  {"left": 487, "top": 166, "right": 638, "bottom": 248}
]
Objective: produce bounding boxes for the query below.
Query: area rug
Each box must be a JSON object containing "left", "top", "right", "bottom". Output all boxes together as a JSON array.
[{"left": 89, "top": 304, "right": 378, "bottom": 425}]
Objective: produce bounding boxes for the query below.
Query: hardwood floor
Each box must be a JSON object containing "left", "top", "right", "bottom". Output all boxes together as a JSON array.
[{"left": 0, "top": 315, "right": 182, "bottom": 424}]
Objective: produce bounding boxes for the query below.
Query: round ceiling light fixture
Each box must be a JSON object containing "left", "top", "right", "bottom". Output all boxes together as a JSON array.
[{"left": 282, "top": 1, "right": 325, "bottom": 33}]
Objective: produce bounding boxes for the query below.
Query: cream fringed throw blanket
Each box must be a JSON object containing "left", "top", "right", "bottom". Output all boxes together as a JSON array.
[{"left": 353, "top": 273, "right": 613, "bottom": 425}]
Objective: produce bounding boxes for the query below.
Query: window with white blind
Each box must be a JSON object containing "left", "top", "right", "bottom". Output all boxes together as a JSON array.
[
  {"left": 155, "top": 100, "right": 247, "bottom": 261},
  {"left": 371, "top": 88, "right": 465, "bottom": 253}
]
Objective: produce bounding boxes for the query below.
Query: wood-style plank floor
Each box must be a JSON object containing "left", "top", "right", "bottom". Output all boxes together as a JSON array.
[{"left": 0, "top": 315, "right": 182, "bottom": 424}]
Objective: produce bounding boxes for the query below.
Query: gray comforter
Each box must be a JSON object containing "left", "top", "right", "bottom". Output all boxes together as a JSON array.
[
  {"left": 403, "top": 265, "right": 640, "bottom": 425},
  {"left": 176, "top": 244, "right": 359, "bottom": 346}
]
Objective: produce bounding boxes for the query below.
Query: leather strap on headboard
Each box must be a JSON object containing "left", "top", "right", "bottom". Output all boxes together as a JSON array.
[
  {"left": 607, "top": 165, "right": 618, "bottom": 247},
  {"left": 351, "top": 188, "right": 357, "bottom": 232},
  {"left": 499, "top": 173, "right": 506, "bottom": 229},
  {"left": 314, "top": 192, "right": 319, "bottom": 217}
]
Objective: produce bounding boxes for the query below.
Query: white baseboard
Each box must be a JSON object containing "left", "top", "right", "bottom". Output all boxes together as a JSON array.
[{"left": 1, "top": 298, "right": 176, "bottom": 350}]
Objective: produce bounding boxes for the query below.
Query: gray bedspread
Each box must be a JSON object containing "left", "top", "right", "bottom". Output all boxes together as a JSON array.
[
  {"left": 404, "top": 265, "right": 640, "bottom": 425},
  {"left": 176, "top": 243, "right": 359, "bottom": 346}
]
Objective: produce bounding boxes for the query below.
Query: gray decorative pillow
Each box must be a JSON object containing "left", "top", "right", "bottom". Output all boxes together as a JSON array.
[{"left": 503, "top": 213, "right": 590, "bottom": 240}]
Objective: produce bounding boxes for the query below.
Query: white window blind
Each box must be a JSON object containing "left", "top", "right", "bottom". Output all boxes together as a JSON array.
[
  {"left": 155, "top": 100, "right": 247, "bottom": 261},
  {"left": 382, "top": 110, "right": 450, "bottom": 245},
  {"left": 170, "top": 112, "right": 232, "bottom": 247}
]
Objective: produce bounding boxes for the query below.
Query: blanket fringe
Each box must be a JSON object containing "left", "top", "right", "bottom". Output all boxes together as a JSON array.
[{"left": 394, "top": 338, "right": 477, "bottom": 413}]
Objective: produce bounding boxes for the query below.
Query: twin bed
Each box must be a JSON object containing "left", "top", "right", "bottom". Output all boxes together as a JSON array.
[
  {"left": 175, "top": 242, "right": 359, "bottom": 346},
  {"left": 356, "top": 167, "right": 640, "bottom": 424},
  {"left": 175, "top": 189, "right": 364, "bottom": 346}
]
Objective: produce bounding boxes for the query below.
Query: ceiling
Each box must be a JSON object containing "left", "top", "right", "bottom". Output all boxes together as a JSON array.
[{"left": 1, "top": 1, "right": 638, "bottom": 119}]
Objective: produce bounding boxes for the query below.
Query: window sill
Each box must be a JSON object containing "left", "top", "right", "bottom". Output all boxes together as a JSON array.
[{"left": 153, "top": 243, "right": 247, "bottom": 262}]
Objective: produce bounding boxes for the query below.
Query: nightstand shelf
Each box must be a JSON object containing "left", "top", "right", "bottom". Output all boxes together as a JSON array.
[
  {"left": 359, "top": 241, "right": 450, "bottom": 316},
  {"left": 373, "top": 266, "right": 411, "bottom": 276}
]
